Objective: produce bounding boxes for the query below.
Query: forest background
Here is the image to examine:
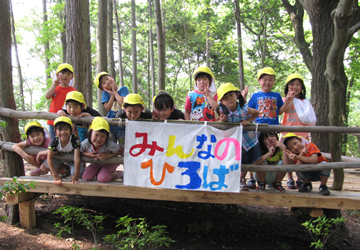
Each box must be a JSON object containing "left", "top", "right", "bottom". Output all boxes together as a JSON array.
[{"left": 8, "top": 0, "right": 360, "bottom": 159}]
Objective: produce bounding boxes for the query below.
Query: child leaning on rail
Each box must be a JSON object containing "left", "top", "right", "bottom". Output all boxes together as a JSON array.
[
  {"left": 12, "top": 121, "right": 51, "bottom": 176},
  {"left": 282, "top": 133, "right": 331, "bottom": 195},
  {"left": 44, "top": 117, "right": 84, "bottom": 186},
  {"left": 81, "top": 117, "right": 123, "bottom": 183},
  {"left": 216, "top": 83, "right": 261, "bottom": 191},
  {"left": 152, "top": 90, "right": 184, "bottom": 120}
]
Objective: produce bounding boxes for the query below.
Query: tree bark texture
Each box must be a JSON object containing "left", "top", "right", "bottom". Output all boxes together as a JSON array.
[
  {"left": 234, "top": 0, "right": 245, "bottom": 90},
  {"left": 154, "top": 0, "right": 165, "bottom": 91},
  {"left": 107, "top": 0, "right": 116, "bottom": 78},
  {"left": 113, "top": 0, "right": 125, "bottom": 87},
  {"left": 65, "top": 0, "right": 91, "bottom": 102},
  {"left": 325, "top": 0, "right": 353, "bottom": 191},
  {"left": 0, "top": 0, "right": 24, "bottom": 225},
  {"left": 43, "top": 0, "right": 50, "bottom": 82},
  {"left": 131, "top": 0, "right": 138, "bottom": 93},
  {"left": 148, "top": 0, "right": 155, "bottom": 101},
  {"left": 96, "top": 0, "right": 108, "bottom": 115}
]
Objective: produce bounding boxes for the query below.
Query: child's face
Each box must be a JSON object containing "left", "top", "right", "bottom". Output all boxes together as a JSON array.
[
  {"left": 263, "top": 134, "right": 278, "bottom": 148},
  {"left": 196, "top": 76, "right": 210, "bottom": 92},
  {"left": 100, "top": 75, "right": 115, "bottom": 91},
  {"left": 66, "top": 102, "right": 83, "bottom": 117},
  {"left": 288, "top": 80, "right": 303, "bottom": 98},
  {"left": 55, "top": 126, "right": 71, "bottom": 144},
  {"left": 58, "top": 71, "right": 73, "bottom": 85},
  {"left": 124, "top": 106, "right": 142, "bottom": 120},
  {"left": 154, "top": 106, "right": 174, "bottom": 120},
  {"left": 258, "top": 75, "right": 275, "bottom": 93},
  {"left": 90, "top": 130, "right": 107, "bottom": 149},
  {"left": 286, "top": 138, "right": 304, "bottom": 155},
  {"left": 28, "top": 131, "right": 45, "bottom": 146},
  {"left": 220, "top": 91, "right": 238, "bottom": 111}
]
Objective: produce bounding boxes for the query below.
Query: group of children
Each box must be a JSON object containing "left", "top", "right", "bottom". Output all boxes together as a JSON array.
[{"left": 12, "top": 63, "right": 330, "bottom": 195}]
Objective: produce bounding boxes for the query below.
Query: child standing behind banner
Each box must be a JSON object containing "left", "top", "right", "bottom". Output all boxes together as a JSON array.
[
  {"left": 152, "top": 90, "right": 184, "bottom": 120},
  {"left": 216, "top": 83, "right": 261, "bottom": 191}
]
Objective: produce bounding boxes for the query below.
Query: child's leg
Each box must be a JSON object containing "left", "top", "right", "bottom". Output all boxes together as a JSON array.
[
  {"left": 320, "top": 175, "right": 329, "bottom": 185},
  {"left": 82, "top": 164, "right": 101, "bottom": 181},
  {"left": 49, "top": 125, "right": 55, "bottom": 139},
  {"left": 97, "top": 164, "right": 119, "bottom": 183}
]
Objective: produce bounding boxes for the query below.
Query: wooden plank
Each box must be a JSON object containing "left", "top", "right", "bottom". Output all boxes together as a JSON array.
[
  {"left": 5, "top": 192, "right": 39, "bottom": 205},
  {"left": 19, "top": 199, "right": 36, "bottom": 229},
  {"left": 1, "top": 177, "right": 360, "bottom": 210}
]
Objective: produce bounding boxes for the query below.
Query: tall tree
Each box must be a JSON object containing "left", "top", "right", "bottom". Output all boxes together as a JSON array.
[
  {"left": 108, "top": 0, "right": 116, "bottom": 78},
  {"left": 113, "top": 0, "right": 125, "bottom": 87},
  {"left": 148, "top": 0, "right": 155, "bottom": 99},
  {"left": 0, "top": 0, "right": 24, "bottom": 225},
  {"left": 65, "top": 0, "right": 92, "bottom": 104},
  {"left": 131, "top": 0, "right": 138, "bottom": 93},
  {"left": 234, "top": 0, "right": 245, "bottom": 90},
  {"left": 97, "top": 0, "right": 107, "bottom": 115},
  {"left": 43, "top": 0, "right": 50, "bottom": 82},
  {"left": 154, "top": 0, "right": 165, "bottom": 90}
]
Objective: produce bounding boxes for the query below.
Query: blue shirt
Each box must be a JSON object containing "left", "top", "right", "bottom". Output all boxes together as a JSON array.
[{"left": 248, "top": 91, "right": 284, "bottom": 125}]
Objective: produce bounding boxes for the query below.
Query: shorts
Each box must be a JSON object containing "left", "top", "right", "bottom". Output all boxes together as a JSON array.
[
  {"left": 241, "top": 143, "right": 261, "bottom": 164},
  {"left": 296, "top": 167, "right": 331, "bottom": 182},
  {"left": 254, "top": 160, "right": 282, "bottom": 184},
  {"left": 44, "top": 158, "right": 84, "bottom": 176},
  {"left": 109, "top": 127, "right": 125, "bottom": 147},
  {"left": 77, "top": 126, "right": 88, "bottom": 142}
]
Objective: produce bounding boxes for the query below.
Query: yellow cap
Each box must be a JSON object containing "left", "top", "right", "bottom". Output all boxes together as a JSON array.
[
  {"left": 65, "top": 91, "right": 86, "bottom": 108},
  {"left": 193, "top": 66, "right": 214, "bottom": 81},
  {"left": 94, "top": 72, "right": 109, "bottom": 89},
  {"left": 54, "top": 116, "right": 73, "bottom": 129},
  {"left": 56, "top": 63, "right": 74, "bottom": 73},
  {"left": 286, "top": 73, "right": 304, "bottom": 84},
  {"left": 257, "top": 67, "right": 276, "bottom": 79},
  {"left": 217, "top": 83, "right": 240, "bottom": 101},
  {"left": 281, "top": 133, "right": 299, "bottom": 143},
  {"left": 89, "top": 117, "right": 110, "bottom": 133},
  {"left": 24, "top": 121, "right": 44, "bottom": 134},
  {"left": 122, "top": 93, "right": 145, "bottom": 108}
]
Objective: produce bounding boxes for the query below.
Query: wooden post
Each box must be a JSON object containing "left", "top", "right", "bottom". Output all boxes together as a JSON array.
[{"left": 19, "top": 199, "right": 36, "bottom": 228}]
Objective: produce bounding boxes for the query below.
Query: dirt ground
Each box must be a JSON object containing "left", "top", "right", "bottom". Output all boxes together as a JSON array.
[{"left": 1, "top": 164, "right": 360, "bottom": 250}]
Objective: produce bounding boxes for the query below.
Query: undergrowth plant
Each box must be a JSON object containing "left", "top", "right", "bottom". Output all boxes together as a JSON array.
[
  {"left": 0, "top": 177, "right": 37, "bottom": 199},
  {"left": 104, "top": 214, "right": 175, "bottom": 250},
  {"left": 302, "top": 214, "right": 346, "bottom": 250}
]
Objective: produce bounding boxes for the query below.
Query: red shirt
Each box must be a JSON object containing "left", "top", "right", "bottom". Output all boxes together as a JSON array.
[
  {"left": 293, "top": 142, "right": 328, "bottom": 164},
  {"left": 47, "top": 85, "right": 76, "bottom": 125}
]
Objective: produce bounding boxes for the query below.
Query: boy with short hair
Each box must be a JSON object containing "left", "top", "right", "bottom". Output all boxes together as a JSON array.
[
  {"left": 57, "top": 91, "right": 101, "bottom": 142},
  {"left": 152, "top": 90, "right": 184, "bottom": 120},
  {"left": 46, "top": 63, "right": 77, "bottom": 139},
  {"left": 117, "top": 93, "right": 152, "bottom": 121},
  {"left": 44, "top": 116, "right": 84, "bottom": 186},
  {"left": 184, "top": 66, "right": 218, "bottom": 121},
  {"left": 282, "top": 133, "right": 331, "bottom": 195},
  {"left": 94, "top": 72, "right": 129, "bottom": 145}
]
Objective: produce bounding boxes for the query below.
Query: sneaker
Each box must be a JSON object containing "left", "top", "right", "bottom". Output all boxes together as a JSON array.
[
  {"left": 240, "top": 178, "right": 249, "bottom": 191},
  {"left": 287, "top": 179, "right": 296, "bottom": 189},
  {"left": 272, "top": 182, "right": 285, "bottom": 192},
  {"left": 256, "top": 182, "right": 266, "bottom": 191},
  {"left": 247, "top": 177, "right": 256, "bottom": 189},
  {"left": 30, "top": 168, "right": 47, "bottom": 176},
  {"left": 298, "top": 182, "right": 312, "bottom": 193},
  {"left": 296, "top": 179, "right": 304, "bottom": 189},
  {"left": 57, "top": 165, "right": 70, "bottom": 178},
  {"left": 319, "top": 184, "right": 331, "bottom": 195}
]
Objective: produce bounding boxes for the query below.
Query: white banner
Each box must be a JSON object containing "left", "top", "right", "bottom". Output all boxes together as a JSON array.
[{"left": 124, "top": 121, "right": 242, "bottom": 192}]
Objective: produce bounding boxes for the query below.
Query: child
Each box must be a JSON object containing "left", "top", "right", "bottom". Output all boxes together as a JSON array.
[
  {"left": 216, "top": 83, "right": 260, "bottom": 191},
  {"left": 283, "top": 133, "right": 331, "bottom": 195},
  {"left": 116, "top": 93, "right": 153, "bottom": 120},
  {"left": 254, "top": 131, "right": 287, "bottom": 192},
  {"left": 12, "top": 121, "right": 51, "bottom": 176},
  {"left": 94, "top": 72, "right": 129, "bottom": 145},
  {"left": 57, "top": 91, "right": 101, "bottom": 142},
  {"left": 46, "top": 63, "right": 77, "bottom": 139},
  {"left": 248, "top": 67, "right": 294, "bottom": 125},
  {"left": 81, "top": 117, "right": 123, "bottom": 183},
  {"left": 44, "top": 116, "right": 84, "bottom": 186},
  {"left": 152, "top": 90, "right": 184, "bottom": 120},
  {"left": 184, "top": 66, "right": 218, "bottom": 121},
  {"left": 282, "top": 73, "right": 317, "bottom": 189}
]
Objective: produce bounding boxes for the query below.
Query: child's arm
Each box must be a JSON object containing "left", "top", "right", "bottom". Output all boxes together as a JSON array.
[
  {"left": 75, "top": 112, "right": 91, "bottom": 119},
  {"left": 242, "top": 107, "right": 259, "bottom": 126},
  {"left": 12, "top": 141, "right": 41, "bottom": 168},
  {"left": 216, "top": 109, "right": 227, "bottom": 122},
  {"left": 203, "top": 89, "right": 218, "bottom": 111},
  {"left": 47, "top": 150, "right": 62, "bottom": 186},
  {"left": 184, "top": 110, "right": 191, "bottom": 120},
  {"left": 279, "top": 91, "right": 295, "bottom": 115},
  {"left": 57, "top": 109, "right": 67, "bottom": 116},
  {"left": 36, "top": 149, "right": 49, "bottom": 163},
  {"left": 45, "top": 74, "right": 60, "bottom": 99},
  {"left": 94, "top": 147, "right": 122, "bottom": 161},
  {"left": 253, "top": 147, "right": 275, "bottom": 165},
  {"left": 103, "top": 85, "right": 124, "bottom": 112},
  {"left": 241, "top": 86, "right": 248, "bottom": 103},
  {"left": 71, "top": 148, "right": 81, "bottom": 184}
]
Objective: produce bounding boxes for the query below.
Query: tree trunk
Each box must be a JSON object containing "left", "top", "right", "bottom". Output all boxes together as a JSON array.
[
  {"left": 96, "top": 0, "right": 108, "bottom": 115},
  {"left": 60, "top": 0, "right": 66, "bottom": 62},
  {"left": 10, "top": 1, "right": 25, "bottom": 111},
  {"left": 0, "top": 0, "right": 24, "bottom": 225},
  {"left": 342, "top": 77, "right": 353, "bottom": 155},
  {"left": 43, "top": 0, "right": 51, "bottom": 83},
  {"left": 234, "top": 0, "right": 245, "bottom": 90},
  {"left": 131, "top": 0, "right": 138, "bottom": 93},
  {"left": 148, "top": 0, "right": 155, "bottom": 101},
  {"left": 113, "top": 0, "right": 125, "bottom": 87},
  {"left": 154, "top": 0, "right": 165, "bottom": 91},
  {"left": 107, "top": 0, "right": 116, "bottom": 78},
  {"left": 65, "top": 0, "right": 91, "bottom": 103}
]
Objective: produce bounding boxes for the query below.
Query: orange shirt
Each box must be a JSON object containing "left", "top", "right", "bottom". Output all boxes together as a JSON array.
[
  {"left": 293, "top": 142, "right": 328, "bottom": 164},
  {"left": 47, "top": 85, "right": 76, "bottom": 125},
  {"left": 281, "top": 98, "right": 310, "bottom": 139}
]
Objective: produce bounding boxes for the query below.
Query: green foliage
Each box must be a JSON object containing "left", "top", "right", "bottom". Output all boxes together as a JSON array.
[
  {"left": 0, "top": 120, "right": 7, "bottom": 129},
  {"left": 104, "top": 214, "right": 175, "bottom": 250},
  {"left": 53, "top": 206, "right": 105, "bottom": 248},
  {"left": 302, "top": 215, "right": 346, "bottom": 250},
  {"left": 0, "top": 177, "right": 38, "bottom": 200},
  {"left": 0, "top": 215, "right": 8, "bottom": 222}
]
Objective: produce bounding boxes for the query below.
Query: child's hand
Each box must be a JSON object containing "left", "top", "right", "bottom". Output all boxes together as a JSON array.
[
  {"left": 241, "top": 86, "right": 248, "bottom": 100},
  {"left": 267, "top": 146, "right": 276, "bottom": 155},
  {"left": 54, "top": 73, "right": 61, "bottom": 86},
  {"left": 95, "top": 153, "right": 111, "bottom": 161},
  {"left": 275, "top": 140, "right": 286, "bottom": 150},
  {"left": 24, "top": 155, "right": 37, "bottom": 166},
  {"left": 57, "top": 110, "right": 67, "bottom": 116},
  {"left": 241, "top": 119, "right": 250, "bottom": 126},
  {"left": 71, "top": 176, "right": 80, "bottom": 184},
  {"left": 76, "top": 112, "right": 90, "bottom": 119},
  {"left": 300, "top": 144, "right": 310, "bottom": 156},
  {"left": 218, "top": 110, "right": 227, "bottom": 122},
  {"left": 152, "top": 111, "right": 160, "bottom": 120},
  {"left": 202, "top": 87, "right": 210, "bottom": 99},
  {"left": 285, "top": 91, "right": 295, "bottom": 103},
  {"left": 53, "top": 177, "right": 63, "bottom": 186},
  {"left": 285, "top": 150, "right": 297, "bottom": 160}
]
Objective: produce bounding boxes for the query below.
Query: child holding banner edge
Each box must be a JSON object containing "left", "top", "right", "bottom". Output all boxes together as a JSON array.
[{"left": 216, "top": 83, "right": 261, "bottom": 191}]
